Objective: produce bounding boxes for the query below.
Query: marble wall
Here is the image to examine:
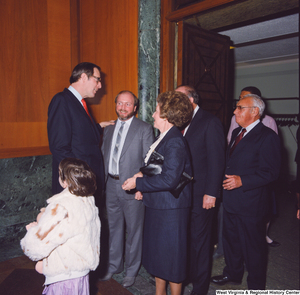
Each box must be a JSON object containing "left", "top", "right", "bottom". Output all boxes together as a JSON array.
[
  {"left": 138, "top": 0, "right": 161, "bottom": 128},
  {"left": 0, "top": 155, "right": 52, "bottom": 262}
]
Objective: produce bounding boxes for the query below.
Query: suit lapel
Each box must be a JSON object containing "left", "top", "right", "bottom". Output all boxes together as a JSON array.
[
  {"left": 104, "top": 123, "right": 116, "bottom": 159},
  {"left": 120, "top": 117, "right": 138, "bottom": 158},
  {"left": 228, "top": 123, "right": 263, "bottom": 158},
  {"left": 185, "top": 107, "right": 203, "bottom": 138},
  {"left": 64, "top": 89, "right": 101, "bottom": 141},
  {"left": 65, "top": 88, "right": 89, "bottom": 119},
  {"left": 155, "top": 126, "right": 178, "bottom": 152}
]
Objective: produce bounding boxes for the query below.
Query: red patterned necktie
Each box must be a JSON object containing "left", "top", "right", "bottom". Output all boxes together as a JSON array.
[
  {"left": 230, "top": 128, "right": 246, "bottom": 156},
  {"left": 81, "top": 99, "right": 92, "bottom": 121},
  {"left": 181, "top": 124, "right": 189, "bottom": 136}
]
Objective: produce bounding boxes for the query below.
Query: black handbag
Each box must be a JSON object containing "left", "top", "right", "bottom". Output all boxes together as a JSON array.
[{"left": 140, "top": 151, "right": 193, "bottom": 199}]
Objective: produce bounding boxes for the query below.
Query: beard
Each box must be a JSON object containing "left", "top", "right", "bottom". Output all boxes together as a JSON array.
[{"left": 116, "top": 109, "right": 135, "bottom": 121}]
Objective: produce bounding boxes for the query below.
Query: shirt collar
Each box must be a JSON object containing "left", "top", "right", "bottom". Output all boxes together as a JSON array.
[
  {"left": 193, "top": 105, "right": 199, "bottom": 118},
  {"left": 68, "top": 85, "right": 82, "bottom": 104},
  {"left": 116, "top": 116, "right": 134, "bottom": 126},
  {"left": 244, "top": 119, "right": 260, "bottom": 134}
]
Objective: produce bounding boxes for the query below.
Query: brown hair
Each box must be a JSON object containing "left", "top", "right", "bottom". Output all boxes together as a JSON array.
[
  {"left": 114, "top": 90, "right": 139, "bottom": 107},
  {"left": 156, "top": 91, "right": 193, "bottom": 128},
  {"left": 58, "top": 158, "right": 97, "bottom": 197},
  {"left": 69, "top": 62, "right": 101, "bottom": 84}
]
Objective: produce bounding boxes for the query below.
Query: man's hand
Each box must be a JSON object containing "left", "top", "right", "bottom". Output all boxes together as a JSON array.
[
  {"left": 223, "top": 174, "right": 242, "bottom": 190},
  {"left": 203, "top": 194, "right": 216, "bottom": 209},
  {"left": 99, "top": 120, "right": 115, "bottom": 128},
  {"left": 135, "top": 191, "right": 143, "bottom": 201}
]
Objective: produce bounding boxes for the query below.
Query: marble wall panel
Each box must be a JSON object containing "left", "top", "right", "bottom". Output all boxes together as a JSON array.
[
  {"left": 138, "top": 0, "right": 161, "bottom": 129},
  {"left": 0, "top": 155, "right": 52, "bottom": 261}
]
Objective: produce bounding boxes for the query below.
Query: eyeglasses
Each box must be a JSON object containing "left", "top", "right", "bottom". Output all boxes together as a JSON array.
[
  {"left": 92, "top": 76, "right": 101, "bottom": 83},
  {"left": 117, "top": 102, "right": 133, "bottom": 107},
  {"left": 235, "top": 105, "right": 257, "bottom": 111}
]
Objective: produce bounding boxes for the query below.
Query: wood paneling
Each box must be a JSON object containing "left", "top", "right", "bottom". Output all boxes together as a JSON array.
[
  {"left": 166, "top": 0, "right": 239, "bottom": 22},
  {"left": 0, "top": 0, "right": 138, "bottom": 158},
  {"left": 80, "top": 0, "right": 139, "bottom": 123},
  {"left": 160, "top": 0, "right": 176, "bottom": 92},
  {"left": 0, "top": 0, "right": 72, "bottom": 157}
]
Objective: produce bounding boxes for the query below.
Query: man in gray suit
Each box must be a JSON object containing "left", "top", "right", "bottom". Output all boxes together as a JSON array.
[{"left": 100, "top": 90, "right": 154, "bottom": 287}]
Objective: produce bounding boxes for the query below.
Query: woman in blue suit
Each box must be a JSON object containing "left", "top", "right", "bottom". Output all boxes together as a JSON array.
[{"left": 122, "top": 91, "right": 193, "bottom": 295}]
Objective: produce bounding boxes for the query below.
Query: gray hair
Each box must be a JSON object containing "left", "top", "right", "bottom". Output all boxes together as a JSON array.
[{"left": 240, "top": 94, "right": 265, "bottom": 117}]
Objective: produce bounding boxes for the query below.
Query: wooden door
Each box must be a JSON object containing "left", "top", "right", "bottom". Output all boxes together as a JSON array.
[{"left": 177, "top": 22, "right": 233, "bottom": 127}]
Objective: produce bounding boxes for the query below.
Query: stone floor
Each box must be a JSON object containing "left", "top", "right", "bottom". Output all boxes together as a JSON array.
[
  {"left": 102, "top": 189, "right": 300, "bottom": 294},
  {"left": 1, "top": 189, "right": 299, "bottom": 294}
]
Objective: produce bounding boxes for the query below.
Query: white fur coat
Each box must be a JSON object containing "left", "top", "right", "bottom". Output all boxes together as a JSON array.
[{"left": 20, "top": 188, "right": 100, "bottom": 281}]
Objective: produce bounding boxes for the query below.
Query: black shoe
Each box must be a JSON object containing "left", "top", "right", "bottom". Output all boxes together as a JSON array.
[
  {"left": 211, "top": 275, "right": 241, "bottom": 285},
  {"left": 267, "top": 240, "right": 280, "bottom": 247},
  {"left": 190, "top": 291, "right": 200, "bottom": 295}
]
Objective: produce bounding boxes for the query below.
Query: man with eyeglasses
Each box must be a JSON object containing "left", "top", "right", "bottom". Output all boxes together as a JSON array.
[
  {"left": 227, "top": 86, "right": 277, "bottom": 143},
  {"left": 224, "top": 87, "right": 280, "bottom": 249},
  {"left": 48, "top": 62, "right": 110, "bottom": 196},
  {"left": 211, "top": 94, "right": 281, "bottom": 289},
  {"left": 100, "top": 90, "right": 154, "bottom": 287}
]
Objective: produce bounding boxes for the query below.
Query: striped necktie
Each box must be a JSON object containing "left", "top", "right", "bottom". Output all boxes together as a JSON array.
[
  {"left": 111, "top": 122, "right": 125, "bottom": 175},
  {"left": 230, "top": 128, "right": 246, "bottom": 156}
]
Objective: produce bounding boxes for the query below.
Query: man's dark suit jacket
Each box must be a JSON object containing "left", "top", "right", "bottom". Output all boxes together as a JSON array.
[
  {"left": 223, "top": 122, "right": 281, "bottom": 217},
  {"left": 47, "top": 88, "right": 105, "bottom": 195},
  {"left": 184, "top": 108, "right": 225, "bottom": 208}
]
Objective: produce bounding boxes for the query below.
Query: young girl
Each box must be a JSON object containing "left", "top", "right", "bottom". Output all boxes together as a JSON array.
[{"left": 21, "top": 158, "right": 101, "bottom": 295}]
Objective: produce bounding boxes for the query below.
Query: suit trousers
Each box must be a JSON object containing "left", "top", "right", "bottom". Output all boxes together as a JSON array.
[
  {"left": 106, "top": 177, "right": 145, "bottom": 277},
  {"left": 190, "top": 206, "right": 215, "bottom": 295},
  {"left": 223, "top": 209, "right": 267, "bottom": 289}
]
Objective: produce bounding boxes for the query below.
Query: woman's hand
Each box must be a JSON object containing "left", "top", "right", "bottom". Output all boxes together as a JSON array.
[
  {"left": 135, "top": 191, "right": 143, "bottom": 200},
  {"left": 134, "top": 171, "right": 143, "bottom": 178},
  {"left": 122, "top": 177, "right": 136, "bottom": 190},
  {"left": 122, "top": 172, "right": 143, "bottom": 191}
]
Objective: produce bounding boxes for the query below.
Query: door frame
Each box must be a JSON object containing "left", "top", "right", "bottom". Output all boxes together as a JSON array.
[{"left": 160, "top": 0, "right": 237, "bottom": 92}]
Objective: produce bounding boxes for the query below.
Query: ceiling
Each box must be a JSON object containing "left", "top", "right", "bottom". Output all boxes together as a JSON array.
[
  {"left": 219, "top": 13, "right": 299, "bottom": 65},
  {"left": 183, "top": 0, "right": 299, "bottom": 66}
]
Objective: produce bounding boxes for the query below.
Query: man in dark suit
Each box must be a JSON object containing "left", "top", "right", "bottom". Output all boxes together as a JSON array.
[
  {"left": 176, "top": 86, "right": 225, "bottom": 295},
  {"left": 48, "top": 62, "right": 106, "bottom": 195},
  {"left": 211, "top": 94, "right": 281, "bottom": 289},
  {"left": 100, "top": 91, "right": 154, "bottom": 287}
]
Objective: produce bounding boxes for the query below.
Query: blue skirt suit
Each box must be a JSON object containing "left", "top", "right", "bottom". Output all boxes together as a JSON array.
[{"left": 136, "top": 126, "right": 192, "bottom": 283}]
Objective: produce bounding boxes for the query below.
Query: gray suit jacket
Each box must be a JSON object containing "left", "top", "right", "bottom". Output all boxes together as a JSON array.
[{"left": 101, "top": 116, "right": 154, "bottom": 199}]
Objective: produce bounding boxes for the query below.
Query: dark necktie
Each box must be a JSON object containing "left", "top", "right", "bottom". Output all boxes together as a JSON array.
[
  {"left": 230, "top": 128, "right": 246, "bottom": 156},
  {"left": 81, "top": 98, "right": 92, "bottom": 121}
]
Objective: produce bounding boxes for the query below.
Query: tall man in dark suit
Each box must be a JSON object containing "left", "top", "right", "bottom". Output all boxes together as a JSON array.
[
  {"left": 48, "top": 62, "right": 106, "bottom": 195},
  {"left": 100, "top": 91, "right": 154, "bottom": 287},
  {"left": 211, "top": 94, "right": 281, "bottom": 289},
  {"left": 176, "top": 86, "right": 225, "bottom": 295}
]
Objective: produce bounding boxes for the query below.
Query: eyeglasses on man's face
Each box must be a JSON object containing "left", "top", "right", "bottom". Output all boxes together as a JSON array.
[
  {"left": 235, "top": 105, "right": 257, "bottom": 111},
  {"left": 92, "top": 75, "right": 101, "bottom": 83}
]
